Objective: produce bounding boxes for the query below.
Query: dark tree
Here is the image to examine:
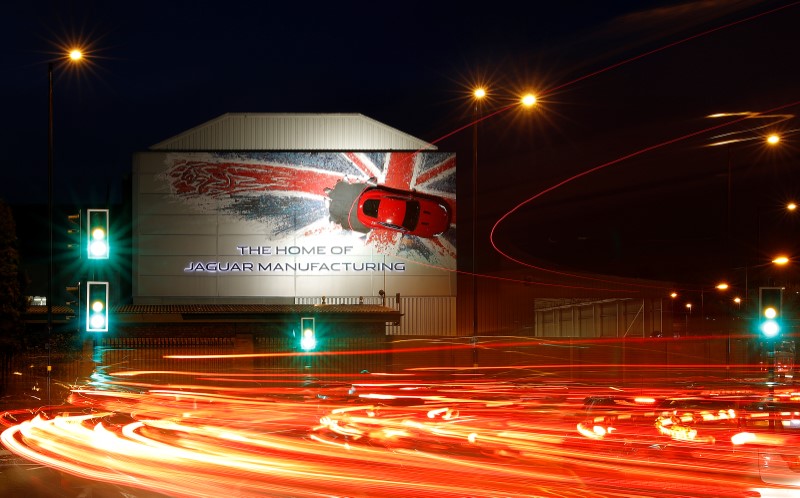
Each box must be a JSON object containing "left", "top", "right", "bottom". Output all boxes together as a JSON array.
[{"left": 0, "top": 199, "right": 26, "bottom": 383}]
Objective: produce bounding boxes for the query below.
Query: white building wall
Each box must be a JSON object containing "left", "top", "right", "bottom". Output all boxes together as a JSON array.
[{"left": 132, "top": 151, "right": 456, "bottom": 306}]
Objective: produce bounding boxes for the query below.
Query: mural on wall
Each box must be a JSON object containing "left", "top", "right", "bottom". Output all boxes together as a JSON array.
[{"left": 164, "top": 151, "right": 457, "bottom": 269}]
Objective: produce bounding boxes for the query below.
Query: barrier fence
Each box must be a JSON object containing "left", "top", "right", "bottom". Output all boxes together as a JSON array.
[{"left": 0, "top": 335, "right": 786, "bottom": 404}]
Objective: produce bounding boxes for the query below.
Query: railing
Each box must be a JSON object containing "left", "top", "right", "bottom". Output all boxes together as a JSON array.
[{"left": 295, "top": 295, "right": 457, "bottom": 336}]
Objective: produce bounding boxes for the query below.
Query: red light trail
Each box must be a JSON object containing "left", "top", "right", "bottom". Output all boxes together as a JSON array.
[
  {"left": 489, "top": 99, "right": 800, "bottom": 289},
  {"left": 393, "top": 2, "right": 800, "bottom": 292},
  {"left": 2, "top": 354, "right": 800, "bottom": 497}
]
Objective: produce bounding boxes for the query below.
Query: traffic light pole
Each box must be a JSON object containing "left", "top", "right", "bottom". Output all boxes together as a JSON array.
[
  {"left": 47, "top": 62, "right": 54, "bottom": 407},
  {"left": 768, "top": 339, "right": 775, "bottom": 429}
]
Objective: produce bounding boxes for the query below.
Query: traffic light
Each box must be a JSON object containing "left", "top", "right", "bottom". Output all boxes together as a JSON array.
[
  {"left": 67, "top": 212, "right": 81, "bottom": 255},
  {"left": 86, "top": 281, "right": 109, "bottom": 332},
  {"left": 86, "top": 209, "right": 109, "bottom": 260},
  {"left": 758, "top": 287, "right": 783, "bottom": 339},
  {"left": 300, "top": 317, "right": 316, "bottom": 350},
  {"left": 66, "top": 282, "right": 81, "bottom": 324}
]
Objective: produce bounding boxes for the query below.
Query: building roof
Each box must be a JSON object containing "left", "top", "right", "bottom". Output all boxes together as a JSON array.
[{"left": 150, "top": 113, "right": 435, "bottom": 151}]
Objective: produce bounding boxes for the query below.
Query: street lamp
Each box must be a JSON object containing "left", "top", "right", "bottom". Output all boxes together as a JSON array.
[
  {"left": 699, "top": 282, "right": 729, "bottom": 333},
  {"left": 521, "top": 93, "right": 537, "bottom": 108},
  {"left": 470, "top": 86, "right": 535, "bottom": 360},
  {"left": 729, "top": 255, "right": 791, "bottom": 319},
  {"left": 669, "top": 292, "right": 678, "bottom": 336},
  {"left": 708, "top": 114, "right": 784, "bottom": 256},
  {"left": 756, "top": 201, "right": 796, "bottom": 288},
  {"left": 685, "top": 302, "right": 693, "bottom": 334},
  {"left": 47, "top": 47, "right": 86, "bottom": 402},
  {"left": 472, "top": 87, "right": 485, "bottom": 365},
  {"left": 772, "top": 255, "right": 790, "bottom": 265}
]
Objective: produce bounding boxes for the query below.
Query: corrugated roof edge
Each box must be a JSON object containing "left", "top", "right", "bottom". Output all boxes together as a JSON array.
[{"left": 148, "top": 113, "right": 435, "bottom": 151}]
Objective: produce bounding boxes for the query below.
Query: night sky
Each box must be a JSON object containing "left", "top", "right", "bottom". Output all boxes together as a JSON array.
[{"left": 2, "top": 0, "right": 798, "bottom": 287}]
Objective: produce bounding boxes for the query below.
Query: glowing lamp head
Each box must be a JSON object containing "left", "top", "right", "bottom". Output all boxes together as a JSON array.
[
  {"left": 766, "top": 134, "right": 780, "bottom": 145},
  {"left": 69, "top": 49, "right": 83, "bottom": 61},
  {"left": 473, "top": 88, "right": 486, "bottom": 99},
  {"left": 521, "top": 93, "right": 537, "bottom": 107}
]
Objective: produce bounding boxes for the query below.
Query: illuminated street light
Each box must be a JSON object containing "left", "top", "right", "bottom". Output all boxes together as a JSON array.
[
  {"left": 753, "top": 199, "right": 794, "bottom": 297},
  {"left": 685, "top": 302, "right": 693, "bottom": 335},
  {"left": 712, "top": 114, "right": 784, "bottom": 256},
  {"left": 698, "top": 282, "right": 730, "bottom": 333},
  {"left": 470, "top": 85, "right": 535, "bottom": 360},
  {"left": 471, "top": 86, "right": 486, "bottom": 363},
  {"left": 48, "top": 46, "right": 88, "bottom": 404},
  {"left": 772, "top": 256, "right": 789, "bottom": 265},
  {"left": 521, "top": 93, "right": 537, "bottom": 107}
]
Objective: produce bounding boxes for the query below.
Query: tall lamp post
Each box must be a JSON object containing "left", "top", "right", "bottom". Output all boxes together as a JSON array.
[
  {"left": 47, "top": 49, "right": 84, "bottom": 404},
  {"left": 685, "top": 303, "right": 692, "bottom": 334},
  {"left": 47, "top": 62, "right": 54, "bottom": 347},
  {"left": 755, "top": 200, "right": 796, "bottom": 287},
  {"left": 470, "top": 88, "right": 536, "bottom": 365},
  {"left": 472, "top": 87, "right": 485, "bottom": 366},
  {"left": 695, "top": 282, "right": 730, "bottom": 336}
]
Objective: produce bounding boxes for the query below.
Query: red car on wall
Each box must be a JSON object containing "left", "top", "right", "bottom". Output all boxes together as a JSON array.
[{"left": 356, "top": 186, "right": 451, "bottom": 238}]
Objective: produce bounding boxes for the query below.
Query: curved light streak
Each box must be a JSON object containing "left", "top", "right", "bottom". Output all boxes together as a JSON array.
[
  {"left": 489, "top": 100, "right": 800, "bottom": 287},
  {"left": 706, "top": 112, "right": 796, "bottom": 146},
  {"left": 396, "top": 2, "right": 800, "bottom": 289},
  {"left": 2, "top": 366, "right": 798, "bottom": 497}
]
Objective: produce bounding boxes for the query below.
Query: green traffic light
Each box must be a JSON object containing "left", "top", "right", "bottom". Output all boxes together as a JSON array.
[
  {"left": 300, "top": 317, "right": 316, "bottom": 350},
  {"left": 758, "top": 287, "right": 783, "bottom": 339},
  {"left": 87, "top": 209, "right": 109, "bottom": 260},
  {"left": 760, "top": 319, "right": 780, "bottom": 338},
  {"left": 86, "top": 281, "right": 109, "bottom": 332}
]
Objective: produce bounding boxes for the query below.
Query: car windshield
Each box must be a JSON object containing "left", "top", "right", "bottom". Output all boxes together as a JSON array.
[
  {"left": 402, "top": 200, "right": 420, "bottom": 230},
  {"left": 363, "top": 199, "right": 380, "bottom": 218}
]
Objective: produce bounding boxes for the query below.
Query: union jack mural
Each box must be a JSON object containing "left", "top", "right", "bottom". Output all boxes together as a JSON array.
[{"left": 165, "top": 151, "right": 457, "bottom": 268}]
